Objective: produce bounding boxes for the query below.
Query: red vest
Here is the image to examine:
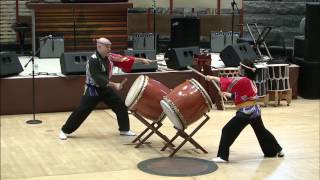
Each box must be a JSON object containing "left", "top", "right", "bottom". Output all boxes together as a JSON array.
[{"left": 220, "top": 77, "right": 257, "bottom": 105}]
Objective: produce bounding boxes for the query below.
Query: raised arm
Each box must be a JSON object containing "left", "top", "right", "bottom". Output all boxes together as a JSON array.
[{"left": 133, "top": 57, "right": 153, "bottom": 64}]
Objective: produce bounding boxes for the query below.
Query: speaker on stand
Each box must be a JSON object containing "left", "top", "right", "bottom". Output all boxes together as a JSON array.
[
  {"left": 293, "top": 3, "right": 320, "bottom": 99},
  {"left": 293, "top": 57, "right": 320, "bottom": 99},
  {"left": 305, "top": 3, "right": 320, "bottom": 62},
  {"left": 39, "top": 36, "right": 64, "bottom": 58},
  {"left": 170, "top": 17, "right": 200, "bottom": 48},
  {"left": 210, "top": 31, "right": 240, "bottom": 53},
  {"left": 133, "top": 33, "right": 159, "bottom": 50}
]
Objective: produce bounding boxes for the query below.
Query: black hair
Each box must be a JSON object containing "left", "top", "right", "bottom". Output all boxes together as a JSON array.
[{"left": 241, "top": 59, "right": 256, "bottom": 81}]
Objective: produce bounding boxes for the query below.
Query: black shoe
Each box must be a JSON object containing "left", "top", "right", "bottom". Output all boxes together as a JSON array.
[
  {"left": 277, "top": 151, "right": 285, "bottom": 157},
  {"left": 264, "top": 151, "right": 285, "bottom": 158}
]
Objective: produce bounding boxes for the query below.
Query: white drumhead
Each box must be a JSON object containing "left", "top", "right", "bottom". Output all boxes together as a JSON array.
[
  {"left": 218, "top": 67, "right": 240, "bottom": 70},
  {"left": 160, "top": 100, "right": 184, "bottom": 130},
  {"left": 190, "top": 79, "right": 214, "bottom": 110},
  {"left": 267, "top": 64, "right": 289, "bottom": 67},
  {"left": 125, "top": 75, "right": 145, "bottom": 108},
  {"left": 254, "top": 63, "right": 268, "bottom": 68}
]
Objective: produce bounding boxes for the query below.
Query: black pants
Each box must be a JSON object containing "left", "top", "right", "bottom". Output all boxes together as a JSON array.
[
  {"left": 217, "top": 112, "right": 282, "bottom": 161},
  {"left": 61, "top": 87, "right": 130, "bottom": 134}
]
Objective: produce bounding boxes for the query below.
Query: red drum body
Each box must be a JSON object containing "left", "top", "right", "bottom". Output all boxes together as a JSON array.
[
  {"left": 125, "top": 75, "right": 170, "bottom": 121},
  {"left": 160, "top": 79, "right": 213, "bottom": 130}
]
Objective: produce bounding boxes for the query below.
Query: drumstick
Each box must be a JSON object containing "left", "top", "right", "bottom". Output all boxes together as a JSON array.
[
  {"left": 120, "top": 78, "right": 127, "bottom": 87},
  {"left": 154, "top": 58, "right": 169, "bottom": 62},
  {"left": 187, "top": 66, "right": 225, "bottom": 110},
  {"left": 187, "top": 66, "right": 206, "bottom": 78},
  {"left": 221, "top": 92, "right": 228, "bottom": 101},
  {"left": 187, "top": 66, "right": 221, "bottom": 93}
]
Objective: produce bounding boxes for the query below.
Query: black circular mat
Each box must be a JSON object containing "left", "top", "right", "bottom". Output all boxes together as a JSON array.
[{"left": 137, "top": 157, "right": 218, "bottom": 177}]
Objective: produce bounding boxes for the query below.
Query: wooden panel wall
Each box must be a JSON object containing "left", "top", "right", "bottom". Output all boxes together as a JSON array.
[
  {"left": 0, "top": 0, "right": 16, "bottom": 43},
  {"left": 0, "top": 0, "right": 31, "bottom": 44},
  {"left": 27, "top": 3, "right": 132, "bottom": 53}
]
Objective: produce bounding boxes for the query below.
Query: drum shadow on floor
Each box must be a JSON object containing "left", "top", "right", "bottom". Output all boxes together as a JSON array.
[{"left": 137, "top": 156, "right": 218, "bottom": 177}]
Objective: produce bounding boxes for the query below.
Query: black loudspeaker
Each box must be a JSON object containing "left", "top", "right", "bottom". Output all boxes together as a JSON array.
[
  {"left": 0, "top": 52, "right": 23, "bottom": 77},
  {"left": 294, "top": 36, "right": 305, "bottom": 58},
  {"left": 60, "top": 52, "right": 93, "bottom": 75},
  {"left": 293, "top": 57, "right": 320, "bottom": 99},
  {"left": 305, "top": 3, "right": 320, "bottom": 62},
  {"left": 171, "top": 17, "right": 200, "bottom": 48},
  {"left": 220, "top": 43, "right": 257, "bottom": 67},
  {"left": 123, "top": 50, "right": 158, "bottom": 72},
  {"left": 165, "top": 46, "right": 200, "bottom": 70}
]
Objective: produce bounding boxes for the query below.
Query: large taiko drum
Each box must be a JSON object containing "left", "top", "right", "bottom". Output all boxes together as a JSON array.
[
  {"left": 267, "top": 64, "right": 290, "bottom": 91},
  {"left": 160, "top": 79, "right": 213, "bottom": 130},
  {"left": 125, "top": 75, "right": 170, "bottom": 122},
  {"left": 254, "top": 63, "right": 268, "bottom": 97}
]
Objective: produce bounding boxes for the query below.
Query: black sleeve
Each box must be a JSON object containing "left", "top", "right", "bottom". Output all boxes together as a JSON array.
[{"left": 88, "top": 58, "right": 108, "bottom": 88}]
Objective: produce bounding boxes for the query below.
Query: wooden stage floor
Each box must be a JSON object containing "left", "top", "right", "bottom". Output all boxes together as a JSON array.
[{"left": 1, "top": 98, "right": 319, "bottom": 180}]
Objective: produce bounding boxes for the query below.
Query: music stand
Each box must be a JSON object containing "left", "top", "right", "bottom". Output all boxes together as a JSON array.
[
  {"left": 161, "top": 114, "right": 210, "bottom": 157},
  {"left": 247, "top": 23, "right": 273, "bottom": 61},
  {"left": 256, "top": 27, "right": 271, "bottom": 45}
]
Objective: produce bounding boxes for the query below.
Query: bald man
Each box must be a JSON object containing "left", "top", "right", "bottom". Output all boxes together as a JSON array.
[{"left": 59, "top": 37, "right": 152, "bottom": 140}]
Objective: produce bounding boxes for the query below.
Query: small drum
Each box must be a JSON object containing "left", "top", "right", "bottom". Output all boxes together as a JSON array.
[
  {"left": 160, "top": 79, "right": 213, "bottom": 130},
  {"left": 254, "top": 63, "right": 268, "bottom": 97},
  {"left": 125, "top": 75, "right": 170, "bottom": 121},
  {"left": 267, "top": 64, "right": 290, "bottom": 91}
]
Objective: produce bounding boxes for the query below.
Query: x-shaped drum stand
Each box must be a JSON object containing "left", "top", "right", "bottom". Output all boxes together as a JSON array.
[
  {"left": 161, "top": 114, "right": 210, "bottom": 157},
  {"left": 131, "top": 112, "right": 174, "bottom": 148}
]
